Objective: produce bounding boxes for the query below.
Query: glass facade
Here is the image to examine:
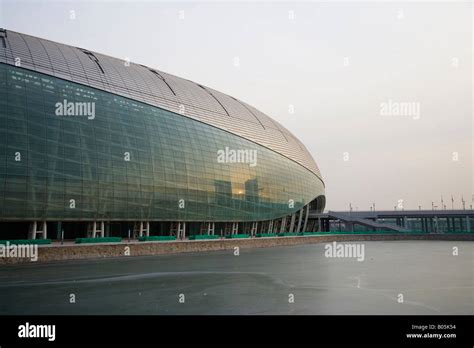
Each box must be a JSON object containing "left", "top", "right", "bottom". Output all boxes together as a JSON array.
[{"left": 0, "top": 64, "right": 325, "bottom": 222}]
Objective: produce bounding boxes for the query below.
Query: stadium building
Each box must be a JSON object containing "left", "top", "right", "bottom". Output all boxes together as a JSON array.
[{"left": 0, "top": 29, "right": 325, "bottom": 240}]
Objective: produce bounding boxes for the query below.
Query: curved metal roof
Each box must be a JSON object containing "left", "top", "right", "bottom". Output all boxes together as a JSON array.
[{"left": 0, "top": 29, "right": 323, "bottom": 183}]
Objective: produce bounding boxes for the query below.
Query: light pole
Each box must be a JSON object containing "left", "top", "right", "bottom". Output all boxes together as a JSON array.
[{"left": 349, "top": 203, "right": 353, "bottom": 232}]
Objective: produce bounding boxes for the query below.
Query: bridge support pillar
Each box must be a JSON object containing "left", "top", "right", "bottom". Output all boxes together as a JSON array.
[
  {"left": 231, "top": 222, "right": 238, "bottom": 235},
  {"left": 267, "top": 220, "right": 274, "bottom": 233},
  {"left": 280, "top": 216, "right": 287, "bottom": 233},
  {"left": 208, "top": 222, "right": 215, "bottom": 235},
  {"left": 87, "top": 221, "right": 105, "bottom": 238},
  {"left": 28, "top": 221, "right": 47, "bottom": 240},
  {"left": 302, "top": 205, "right": 310, "bottom": 232},
  {"left": 250, "top": 222, "right": 258, "bottom": 236},
  {"left": 296, "top": 208, "right": 303, "bottom": 232},
  {"left": 289, "top": 214, "right": 296, "bottom": 233},
  {"left": 200, "top": 222, "right": 215, "bottom": 235},
  {"left": 178, "top": 222, "right": 186, "bottom": 239},
  {"left": 133, "top": 221, "right": 150, "bottom": 238},
  {"left": 171, "top": 222, "right": 186, "bottom": 239}
]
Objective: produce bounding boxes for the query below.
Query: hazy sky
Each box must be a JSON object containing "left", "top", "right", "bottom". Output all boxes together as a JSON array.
[{"left": 1, "top": 0, "right": 472, "bottom": 211}]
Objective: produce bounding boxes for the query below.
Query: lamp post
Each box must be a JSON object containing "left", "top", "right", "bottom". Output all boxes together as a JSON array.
[{"left": 349, "top": 203, "right": 353, "bottom": 232}]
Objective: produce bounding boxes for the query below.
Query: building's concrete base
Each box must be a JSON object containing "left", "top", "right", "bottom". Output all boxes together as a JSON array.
[{"left": 1, "top": 233, "right": 473, "bottom": 265}]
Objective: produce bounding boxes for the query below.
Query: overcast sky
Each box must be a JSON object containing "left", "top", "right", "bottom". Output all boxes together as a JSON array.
[{"left": 1, "top": 0, "right": 472, "bottom": 211}]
